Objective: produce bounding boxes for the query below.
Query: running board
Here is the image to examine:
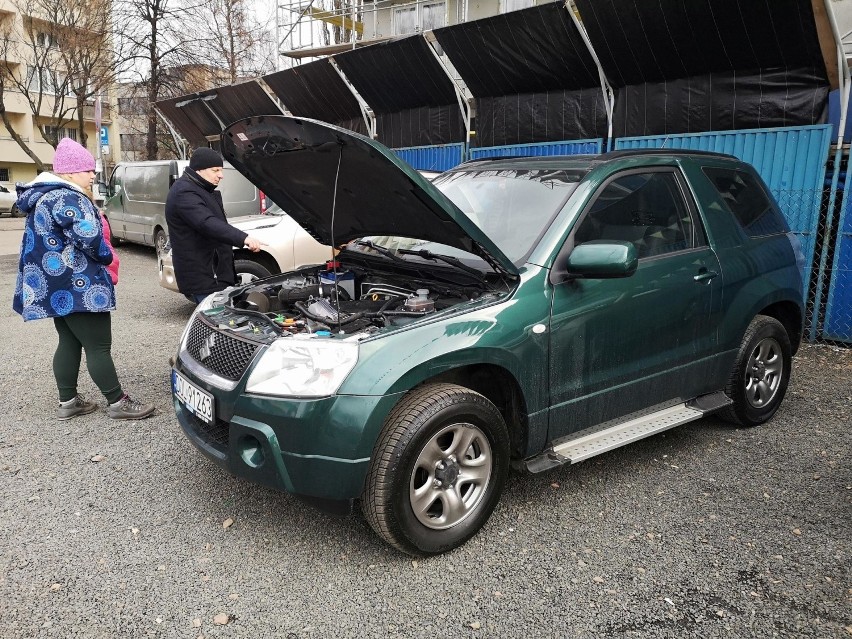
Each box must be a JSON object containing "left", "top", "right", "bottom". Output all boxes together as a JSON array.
[{"left": 522, "top": 392, "right": 732, "bottom": 474}]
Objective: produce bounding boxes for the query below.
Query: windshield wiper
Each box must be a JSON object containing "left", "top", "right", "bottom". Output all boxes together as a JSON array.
[
  {"left": 397, "top": 248, "right": 485, "bottom": 280},
  {"left": 354, "top": 240, "right": 406, "bottom": 262}
]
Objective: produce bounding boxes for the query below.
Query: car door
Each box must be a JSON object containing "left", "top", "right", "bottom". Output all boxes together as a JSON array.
[{"left": 547, "top": 167, "right": 723, "bottom": 440}]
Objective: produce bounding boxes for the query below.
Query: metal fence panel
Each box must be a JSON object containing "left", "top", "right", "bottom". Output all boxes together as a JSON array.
[
  {"left": 469, "top": 139, "right": 604, "bottom": 160},
  {"left": 392, "top": 143, "right": 466, "bottom": 172},
  {"left": 822, "top": 171, "right": 852, "bottom": 342}
]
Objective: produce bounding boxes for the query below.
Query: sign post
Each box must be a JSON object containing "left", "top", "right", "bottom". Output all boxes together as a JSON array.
[{"left": 94, "top": 93, "right": 103, "bottom": 179}]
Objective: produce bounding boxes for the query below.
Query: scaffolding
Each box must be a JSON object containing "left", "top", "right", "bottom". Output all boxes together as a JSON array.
[{"left": 274, "top": 1, "right": 473, "bottom": 68}]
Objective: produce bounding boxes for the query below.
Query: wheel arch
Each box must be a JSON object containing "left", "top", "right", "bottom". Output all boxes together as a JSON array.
[
  {"left": 394, "top": 365, "right": 530, "bottom": 460},
  {"left": 757, "top": 300, "right": 803, "bottom": 355},
  {"left": 233, "top": 249, "right": 280, "bottom": 275}
]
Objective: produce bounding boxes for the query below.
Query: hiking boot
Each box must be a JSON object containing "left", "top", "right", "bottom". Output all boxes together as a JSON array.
[
  {"left": 57, "top": 394, "right": 99, "bottom": 421},
  {"left": 108, "top": 394, "right": 155, "bottom": 420}
]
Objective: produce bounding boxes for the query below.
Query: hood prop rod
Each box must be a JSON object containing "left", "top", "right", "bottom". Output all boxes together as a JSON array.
[{"left": 330, "top": 141, "right": 344, "bottom": 335}]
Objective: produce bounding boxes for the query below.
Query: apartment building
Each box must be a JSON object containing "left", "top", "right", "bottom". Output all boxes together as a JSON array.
[{"left": 0, "top": 0, "right": 117, "bottom": 185}]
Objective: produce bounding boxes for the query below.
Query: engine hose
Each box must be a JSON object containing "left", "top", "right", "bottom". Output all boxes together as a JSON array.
[{"left": 294, "top": 301, "right": 365, "bottom": 325}]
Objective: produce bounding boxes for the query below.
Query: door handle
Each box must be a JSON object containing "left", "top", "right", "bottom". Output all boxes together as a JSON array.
[{"left": 693, "top": 270, "right": 718, "bottom": 283}]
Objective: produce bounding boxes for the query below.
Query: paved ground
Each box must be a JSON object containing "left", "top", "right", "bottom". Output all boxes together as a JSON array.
[{"left": 0, "top": 242, "right": 849, "bottom": 638}]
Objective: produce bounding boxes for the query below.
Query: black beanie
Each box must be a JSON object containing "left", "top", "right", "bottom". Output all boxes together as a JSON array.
[{"left": 189, "top": 147, "right": 223, "bottom": 171}]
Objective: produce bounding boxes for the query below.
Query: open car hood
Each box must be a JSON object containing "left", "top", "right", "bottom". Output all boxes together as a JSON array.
[{"left": 221, "top": 116, "right": 518, "bottom": 276}]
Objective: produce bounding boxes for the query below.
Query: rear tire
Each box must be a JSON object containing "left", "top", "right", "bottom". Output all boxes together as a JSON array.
[
  {"left": 718, "top": 315, "right": 792, "bottom": 427},
  {"left": 11, "top": 204, "right": 24, "bottom": 218},
  {"left": 362, "top": 383, "right": 510, "bottom": 556},
  {"left": 234, "top": 259, "right": 272, "bottom": 285}
]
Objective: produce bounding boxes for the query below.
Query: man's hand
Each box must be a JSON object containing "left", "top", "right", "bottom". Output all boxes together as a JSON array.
[{"left": 244, "top": 236, "right": 263, "bottom": 252}]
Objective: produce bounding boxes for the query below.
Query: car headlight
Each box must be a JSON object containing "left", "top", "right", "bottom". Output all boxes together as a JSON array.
[{"left": 245, "top": 337, "right": 358, "bottom": 398}]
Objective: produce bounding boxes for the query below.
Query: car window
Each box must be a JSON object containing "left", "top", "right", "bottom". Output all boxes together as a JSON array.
[
  {"left": 575, "top": 171, "right": 694, "bottom": 259},
  {"left": 358, "top": 168, "right": 585, "bottom": 265},
  {"left": 434, "top": 168, "right": 585, "bottom": 263},
  {"left": 702, "top": 167, "right": 787, "bottom": 237}
]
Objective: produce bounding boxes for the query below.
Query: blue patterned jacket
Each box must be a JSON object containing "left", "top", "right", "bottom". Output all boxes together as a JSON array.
[{"left": 13, "top": 173, "right": 116, "bottom": 321}]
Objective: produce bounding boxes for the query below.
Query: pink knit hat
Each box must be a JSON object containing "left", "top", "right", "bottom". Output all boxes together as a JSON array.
[{"left": 53, "top": 138, "right": 96, "bottom": 174}]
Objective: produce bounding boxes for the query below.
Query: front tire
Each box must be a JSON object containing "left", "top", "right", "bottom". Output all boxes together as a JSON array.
[
  {"left": 362, "top": 383, "right": 510, "bottom": 556},
  {"left": 719, "top": 315, "right": 792, "bottom": 427},
  {"left": 234, "top": 259, "right": 272, "bottom": 285},
  {"left": 11, "top": 204, "right": 24, "bottom": 218},
  {"left": 154, "top": 228, "right": 167, "bottom": 255}
]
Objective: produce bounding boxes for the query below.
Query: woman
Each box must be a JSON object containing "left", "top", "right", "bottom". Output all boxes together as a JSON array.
[{"left": 13, "top": 138, "right": 154, "bottom": 421}]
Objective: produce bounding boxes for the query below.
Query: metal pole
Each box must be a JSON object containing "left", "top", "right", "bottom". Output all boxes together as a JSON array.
[
  {"left": 329, "top": 57, "right": 376, "bottom": 138},
  {"left": 567, "top": 0, "right": 614, "bottom": 147}
]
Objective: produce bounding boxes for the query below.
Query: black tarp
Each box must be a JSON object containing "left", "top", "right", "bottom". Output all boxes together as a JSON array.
[
  {"left": 156, "top": 81, "right": 282, "bottom": 147},
  {"left": 332, "top": 35, "right": 464, "bottom": 147},
  {"left": 156, "top": 97, "right": 211, "bottom": 148},
  {"left": 263, "top": 60, "right": 368, "bottom": 136},
  {"left": 575, "top": 0, "right": 830, "bottom": 137},
  {"left": 433, "top": 2, "right": 608, "bottom": 147}
]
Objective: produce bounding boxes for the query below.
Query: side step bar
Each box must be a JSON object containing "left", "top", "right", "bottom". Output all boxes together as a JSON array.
[{"left": 522, "top": 392, "right": 732, "bottom": 474}]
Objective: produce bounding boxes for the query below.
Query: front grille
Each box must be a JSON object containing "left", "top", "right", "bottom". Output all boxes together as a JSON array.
[
  {"left": 186, "top": 316, "right": 259, "bottom": 381},
  {"left": 186, "top": 411, "right": 230, "bottom": 453}
]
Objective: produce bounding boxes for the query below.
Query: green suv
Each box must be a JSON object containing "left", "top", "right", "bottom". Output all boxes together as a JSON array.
[{"left": 171, "top": 116, "right": 804, "bottom": 556}]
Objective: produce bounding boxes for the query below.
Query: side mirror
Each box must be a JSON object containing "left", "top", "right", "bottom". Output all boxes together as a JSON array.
[{"left": 564, "top": 240, "right": 638, "bottom": 279}]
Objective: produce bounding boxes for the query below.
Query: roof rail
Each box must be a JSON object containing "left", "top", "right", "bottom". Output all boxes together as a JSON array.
[{"left": 600, "top": 148, "right": 738, "bottom": 161}]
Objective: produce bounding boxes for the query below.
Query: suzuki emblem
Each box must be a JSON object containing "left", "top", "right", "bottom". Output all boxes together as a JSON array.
[{"left": 199, "top": 333, "right": 216, "bottom": 361}]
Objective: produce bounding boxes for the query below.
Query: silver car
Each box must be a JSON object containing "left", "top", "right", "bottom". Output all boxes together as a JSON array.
[
  {"left": 158, "top": 203, "right": 332, "bottom": 294},
  {"left": 0, "top": 183, "right": 18, "bottom": 216}
]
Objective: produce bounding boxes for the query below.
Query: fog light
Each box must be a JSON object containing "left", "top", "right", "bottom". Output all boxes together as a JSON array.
[{"left": 239, "top": 435, "right": 265, "bottom": 468}]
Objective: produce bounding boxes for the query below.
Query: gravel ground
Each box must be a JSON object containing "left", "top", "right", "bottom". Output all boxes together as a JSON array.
[{"left": 0, "top": 243, "right": 849, "bottom": 639}]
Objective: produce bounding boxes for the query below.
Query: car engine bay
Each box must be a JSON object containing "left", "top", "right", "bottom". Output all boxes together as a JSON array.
[{"left": 198, "top": 259, "right": 510, "bottom": 343}]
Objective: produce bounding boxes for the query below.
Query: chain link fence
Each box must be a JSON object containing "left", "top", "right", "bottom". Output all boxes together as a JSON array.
[{"left": 776, "top": 154, "right": 852, "bottom": 347}]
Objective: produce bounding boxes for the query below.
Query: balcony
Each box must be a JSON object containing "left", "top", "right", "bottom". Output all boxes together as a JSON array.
[{"left": 82, "top": 100, "right": 112, "bottom": 122}]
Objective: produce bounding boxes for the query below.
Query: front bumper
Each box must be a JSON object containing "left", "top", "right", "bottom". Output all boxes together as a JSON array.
[{"left": 173, "top": 359, "right": 400, "bottom": 508}]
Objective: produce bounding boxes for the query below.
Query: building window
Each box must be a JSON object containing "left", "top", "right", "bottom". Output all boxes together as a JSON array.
[
  {"left": 0, "top": 169, "right": 10, "bottom": 182},
  {"left": 393, "top": 1, "right": 445, "bottom": 35},
  {"left": 501, "top": 0, "right": 534, "bottom": 12},
  {"left": 422, "top": 2, "right": 446, "bottom": 30},
  {"left": 393, "top": 6, "right": 416, "bottom": 35},
  {"left": 43, "top": 126, "right": 78, "bottom": 143},
  {"left": 36, "top": 31, "right": 56, "bottom": 49}
]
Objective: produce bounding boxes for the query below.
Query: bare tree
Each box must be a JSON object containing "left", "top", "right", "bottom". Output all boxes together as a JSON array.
[
  {"left": 56, "top": 0, "right": 126, "bottom": 148},
  {"left": 116, "top": 0, "right": 198, "bottom": 159},
  {"left": 0, "top": 0, "right": 82, "bottom": 171},
  {"left": 189, "top": 0, "right": 275, "bottom": 85}
]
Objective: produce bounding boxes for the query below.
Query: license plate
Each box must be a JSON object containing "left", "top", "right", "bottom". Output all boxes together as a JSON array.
[{"left": 172, "top": 370, "right": 214, "bottom": 425}]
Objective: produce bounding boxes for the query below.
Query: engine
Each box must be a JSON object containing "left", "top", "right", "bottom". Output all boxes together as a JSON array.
[{"left": 222, "top": 264, "right": 492, "bottom": 338}]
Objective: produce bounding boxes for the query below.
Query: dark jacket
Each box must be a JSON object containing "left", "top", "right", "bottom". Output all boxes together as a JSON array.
[
  {"left": 13, "top": 173, "right": 115, "bottom": 321},
  {"left": 165, "top": 168, "right": 248, "bottom": 296}
]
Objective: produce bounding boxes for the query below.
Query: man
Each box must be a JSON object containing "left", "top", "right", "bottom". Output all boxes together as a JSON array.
[{"left": 165, "top": 148, "right": 263, "bottom": 303}]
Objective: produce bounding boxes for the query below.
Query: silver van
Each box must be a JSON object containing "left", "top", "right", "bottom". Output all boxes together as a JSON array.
[{"left": 103, "top": 160, "right": 265, "bottom": 252}]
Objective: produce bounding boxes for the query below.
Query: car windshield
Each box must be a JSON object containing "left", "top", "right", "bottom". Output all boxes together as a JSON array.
[{"left": 357, "top": 167, "right": 585, "bottom": 266}]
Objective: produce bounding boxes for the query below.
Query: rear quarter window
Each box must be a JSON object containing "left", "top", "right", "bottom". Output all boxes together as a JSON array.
[
  {"left": 702, "top": 167, "right": 788, "bottom": 237},
  {"left": 221, "top": 168, "right": 257, "bottom": 205}
]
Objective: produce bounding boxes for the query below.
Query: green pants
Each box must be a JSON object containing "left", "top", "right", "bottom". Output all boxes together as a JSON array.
[{"left": 53, "top": 313, "right": 123, "bottom": 404}]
